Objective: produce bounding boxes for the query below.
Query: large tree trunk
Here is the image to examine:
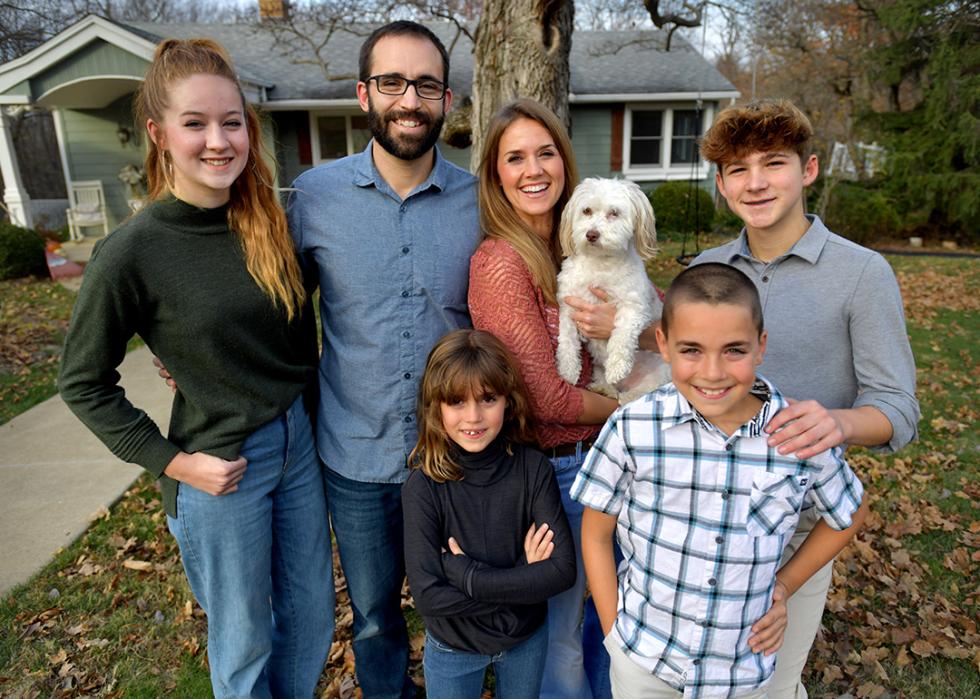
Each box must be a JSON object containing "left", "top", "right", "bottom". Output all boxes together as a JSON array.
[{"left": 470, "top": 0, "right": 574, "bottom": 170}]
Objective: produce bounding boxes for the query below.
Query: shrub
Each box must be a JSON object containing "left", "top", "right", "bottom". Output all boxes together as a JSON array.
[
  {"left": 0, "top": 221, "right": 47, "bottom": 280},
  {"left": 648, "top": 181, "right": 715, "bottom": 240},
  {"left": 821, "top": 181, "right": 899, "bottom": 246}
]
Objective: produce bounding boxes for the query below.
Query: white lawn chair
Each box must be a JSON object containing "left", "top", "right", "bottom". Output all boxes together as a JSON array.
[{"left": 66, "top": 180, "right": 109, "bottom": 240}]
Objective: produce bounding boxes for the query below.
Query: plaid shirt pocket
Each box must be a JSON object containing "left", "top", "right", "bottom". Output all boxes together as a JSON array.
[{"left": 745, "top": 471, "right": 805, "bottom": 537}]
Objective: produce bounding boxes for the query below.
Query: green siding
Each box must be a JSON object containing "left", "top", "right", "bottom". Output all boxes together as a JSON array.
[
  {"left": 1, "top": 79, "right": 31, "bottom": 99},
  {"left": 33, "top": 41, "right": 148, "bottom": 99},
  {"left": 439, "top": 142, "right": 472, "bottom": 172},
  {"left": 570, "top": 106, "right": 613, "bottom": 178},
  {"left": 61, "top": 95, "right": 143, "bottom": 230}
]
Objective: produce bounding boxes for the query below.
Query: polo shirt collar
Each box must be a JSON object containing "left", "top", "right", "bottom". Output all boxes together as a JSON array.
[
  {"left": 733, "top": 214, "right": 831, "bottom": 266},
  {"left": 659, "top": 376, "right": 788, "bottom": 439},
  {"left": 352, "top": 140, "right": 449, "bottom": 195}
]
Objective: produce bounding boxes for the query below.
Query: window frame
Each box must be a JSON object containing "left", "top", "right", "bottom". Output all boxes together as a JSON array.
[
  {"left": 622, "top": 103, "right": 714, "bottom": 181},
  {"left": 309, "top": 111, "right": 370, "bottom": 164}
]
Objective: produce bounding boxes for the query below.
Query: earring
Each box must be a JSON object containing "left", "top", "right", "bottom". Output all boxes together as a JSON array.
[{"left": 162, "top": 151, "right": 175, "bottom": 190}]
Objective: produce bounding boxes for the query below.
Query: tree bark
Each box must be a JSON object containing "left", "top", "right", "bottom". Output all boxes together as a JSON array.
[{"left": 470, "top": 0, "right": 574, "bottom": 170}]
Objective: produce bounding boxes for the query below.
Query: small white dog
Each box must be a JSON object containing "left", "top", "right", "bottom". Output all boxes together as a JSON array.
[{"left": 556, "top": 177, "right": 671, "bottom": 403}]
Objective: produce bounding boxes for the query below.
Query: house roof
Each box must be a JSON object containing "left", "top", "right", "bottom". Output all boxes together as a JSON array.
[
  {"left": 0, "top": 16, "right": 737, "bottom": 107},
  {"left": 121, "top": 21, "right": 737, "bottom": 103}
]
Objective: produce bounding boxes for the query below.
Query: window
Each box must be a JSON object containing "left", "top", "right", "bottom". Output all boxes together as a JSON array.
[
  {"left": 623, "top": 106, "right": 711, "bottom": 178},
  {"left": 670, "top": 109, "right": 700, "bottom": 164},
  {"left": 312, "top": 114, "right": 371, "bottom": 163},
  {"left": 630, "top": 111, "right": 663, "bottom": 166}
]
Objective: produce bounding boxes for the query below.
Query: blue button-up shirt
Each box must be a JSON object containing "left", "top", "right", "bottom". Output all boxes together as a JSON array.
[{"left": 288, "top": 143, "right": 480, "bottom": 482}]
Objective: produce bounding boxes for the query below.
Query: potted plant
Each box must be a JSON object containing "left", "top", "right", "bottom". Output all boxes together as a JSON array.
[{"left": 118, "top": 164, "right": 147, "bottom": 211}]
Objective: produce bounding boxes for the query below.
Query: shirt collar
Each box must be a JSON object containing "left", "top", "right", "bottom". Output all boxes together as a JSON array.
[
  {"left": 352, "top": 140, "right": 449, "bottom": 196},
  {"left": 732, "top": 214, "right": 831, "bottom": 266},
  {"left": 660, "top": 376, "right": 789, "bottom": 439}
]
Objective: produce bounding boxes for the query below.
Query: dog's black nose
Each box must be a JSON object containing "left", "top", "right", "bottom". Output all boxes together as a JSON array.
[{"left": 586, "top": 229, "right": 599, "bottom": 243}]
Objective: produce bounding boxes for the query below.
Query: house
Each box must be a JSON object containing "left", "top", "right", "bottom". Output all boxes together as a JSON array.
[{"left": 0, "top": 14, "right": 737, "bottom": 232}]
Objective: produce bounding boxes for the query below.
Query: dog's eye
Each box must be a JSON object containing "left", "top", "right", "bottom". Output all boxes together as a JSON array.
[
  {"left": 607, "top": 209, "right": 619, "bottom": 219},
  {"left": 582, "top": 207, "right": 592, "bottom": 216}
]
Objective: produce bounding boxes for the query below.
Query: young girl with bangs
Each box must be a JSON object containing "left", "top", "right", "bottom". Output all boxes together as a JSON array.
[
  {"left": 402, "top": 329, "right": 576, "bottom": 697},
  {"left": 58, "top": 39, "right": 332, "bottom": 698}
]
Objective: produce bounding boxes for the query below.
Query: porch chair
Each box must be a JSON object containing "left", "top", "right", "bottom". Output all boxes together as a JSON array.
[{"left": 66, "top": 180, "right": 110, "bottom": 240}]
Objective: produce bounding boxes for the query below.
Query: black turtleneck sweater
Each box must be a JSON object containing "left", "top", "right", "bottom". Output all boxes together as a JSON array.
[
  {"left": 402, "top": 439, "right": 576, "bottom": 655},
  {"left": 58, "top": 197, "right": 317, "bottom": 517}
]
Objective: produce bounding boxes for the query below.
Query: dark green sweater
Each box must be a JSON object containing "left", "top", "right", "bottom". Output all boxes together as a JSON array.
[{"left": 58, "top": 198, "right": 317, "bottom": 517}]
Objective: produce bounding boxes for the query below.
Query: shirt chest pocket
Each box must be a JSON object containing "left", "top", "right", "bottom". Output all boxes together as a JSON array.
[{"left": 745, "top": 471, "right": 805, "bottom": 537}]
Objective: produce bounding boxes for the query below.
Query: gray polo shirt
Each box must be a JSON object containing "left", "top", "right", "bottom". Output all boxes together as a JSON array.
[{"left": 692, "top": 215, "right": 919, "bottom": 452}]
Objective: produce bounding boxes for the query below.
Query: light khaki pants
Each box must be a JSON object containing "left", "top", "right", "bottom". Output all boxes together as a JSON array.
[
  {"left": 604, "top": 634, "right": 768, "bottom": 698},
  {"left": 768, "top": 507, "right": 834, "bottom": 699}
]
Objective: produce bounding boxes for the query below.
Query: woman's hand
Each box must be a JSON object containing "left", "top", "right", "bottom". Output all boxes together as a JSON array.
[
  {"left": 564, "top": 286, "right": 617, "bottom": 340},
  {"left": 163, "top": 451, "right": 247, "bottom": 496},
  {"left": 524, "top": 522, "right": 555, "bottom": 563}
]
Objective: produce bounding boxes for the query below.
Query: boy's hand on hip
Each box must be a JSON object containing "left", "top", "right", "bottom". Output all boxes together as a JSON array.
[
  {"left": 765, "top": 398, "right": 845, "bottom": 459},
  {"left": 749, "top": 580, "right": 788, "bottom": 655},
  {"left": 524, "top": 522, "right": 555, "bottom": 563},
  {"left": 164, "top": 452, "right": 247, "bottom": 496}
]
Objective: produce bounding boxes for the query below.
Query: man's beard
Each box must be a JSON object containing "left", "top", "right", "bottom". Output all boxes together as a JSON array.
[{"left": 368, "top": 96, "right": 445, "bottom": 161}]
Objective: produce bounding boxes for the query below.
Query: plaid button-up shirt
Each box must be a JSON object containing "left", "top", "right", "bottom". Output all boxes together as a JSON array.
[{"left": 572, "top": 377, "right": 864, "bottom": 698}]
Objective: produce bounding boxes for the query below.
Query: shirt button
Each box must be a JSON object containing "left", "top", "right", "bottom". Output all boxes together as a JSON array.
[
  {"left": 403, "top": 372, "right": 411, "bottom": 379},
  {"left": 401, "top": 246, "right": 410, "bottom": 254},
  {"left": 762, "top": 275, "right": 769, "bottom": 282},
  {"left": 402, "top": 331, "right": 410, "bottom": 338},
  {"left": 404, "top": 415, "right": 412, "bottom": 423},
  {"left": 715, "top": 536, "right": 724, "bottom": 544},
  {"left": 721, "top": 490, "right": 730, "bottom": 500},
  {"left": 708, "top": 578, "right": 717, "bottom": 586},
  {"left": 401, "top": 290, "right": 410, "bottom": 297},
  {"left": 692, "top": 659, "right": 701, "bottom": 666},
  {"left": 725, "top": 442, "right": 734, "bottom": 451}
]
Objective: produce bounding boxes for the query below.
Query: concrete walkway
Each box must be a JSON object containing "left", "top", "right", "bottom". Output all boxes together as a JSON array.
[{"left": 0, "top": 346, "right": 172, "bottom": 596}]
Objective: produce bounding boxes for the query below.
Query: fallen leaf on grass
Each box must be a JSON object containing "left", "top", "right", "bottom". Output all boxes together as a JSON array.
[
  {"left": 910, "top": 639, "right": 935, "bottom": 657},
  {"left": 122, "top": 559, "right": 153, "bottom": 571}
]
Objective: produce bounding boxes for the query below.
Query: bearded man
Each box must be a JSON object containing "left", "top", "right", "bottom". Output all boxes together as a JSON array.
[{"left": 287, "top": 21, "right": 479, "bottom": 698}]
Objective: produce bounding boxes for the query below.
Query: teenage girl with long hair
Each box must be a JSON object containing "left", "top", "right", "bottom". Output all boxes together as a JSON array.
[
  {"left": 402, "top": 329, "right": 576, "bottom": 697},
  {"left": 58, "top": 39, "right": 333, "bottom": 698}
]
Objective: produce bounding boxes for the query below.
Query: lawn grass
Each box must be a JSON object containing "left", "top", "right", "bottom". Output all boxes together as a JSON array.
[
  {"left": 0, "top": 277, "right": 77, "bottom": 425},
  {"left": 1, "top": 245, "right": 977, "bottom": 697}
]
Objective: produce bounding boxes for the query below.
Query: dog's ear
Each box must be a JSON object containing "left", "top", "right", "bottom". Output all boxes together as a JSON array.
[
  {"left": 558, "top": 182, "right": 581, "bottom": 258},
  {"left": 626, "top": 180, "right": 658, "bottom": 260}
]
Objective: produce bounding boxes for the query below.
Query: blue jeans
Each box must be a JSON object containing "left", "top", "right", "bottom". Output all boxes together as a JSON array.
[
  {"left": 423, "top": 622, "right": 549, "bottom": 698},
  {"left": 322, "top": 467, "right": 414, "bottom": 698},
  {"left": 167, "top": 395, "right": 334, "bottom": 699},
  {"left": 540, "top": 445, "right": 612, "bottom": 699}
]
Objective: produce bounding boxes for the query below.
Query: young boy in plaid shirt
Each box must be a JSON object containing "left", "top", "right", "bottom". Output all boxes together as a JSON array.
[{"left": 573, "top": 263, "right": 869, "bottom": 698}]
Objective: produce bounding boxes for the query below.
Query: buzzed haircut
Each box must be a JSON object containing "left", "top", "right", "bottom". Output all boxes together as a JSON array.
[
  {"left": 662, "top": 263, "right": 764, "bottom": 338},
  {"left": 358, "top": 20, "right": 450, "bottom": 85},
  {"left": 699, "top": 99, "right": 813, "bottom": 167}
]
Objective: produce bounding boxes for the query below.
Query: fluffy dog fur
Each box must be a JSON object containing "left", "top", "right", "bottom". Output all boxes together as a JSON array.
[{"left": 556, "top": 178, "right": 671, "bottom": 403}]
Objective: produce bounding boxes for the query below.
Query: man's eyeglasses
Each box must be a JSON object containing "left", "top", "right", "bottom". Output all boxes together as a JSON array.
[{"left": 368, "top": 74, "right": 447, "bottom": 100}]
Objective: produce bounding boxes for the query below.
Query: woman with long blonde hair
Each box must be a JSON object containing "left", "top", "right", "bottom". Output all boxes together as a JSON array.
[
  {"left": 468, "top": 99, "right": 619, "bottom": 698},
  {"left": 59, "top": 38, "right": 333, "bottom": 697}
]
